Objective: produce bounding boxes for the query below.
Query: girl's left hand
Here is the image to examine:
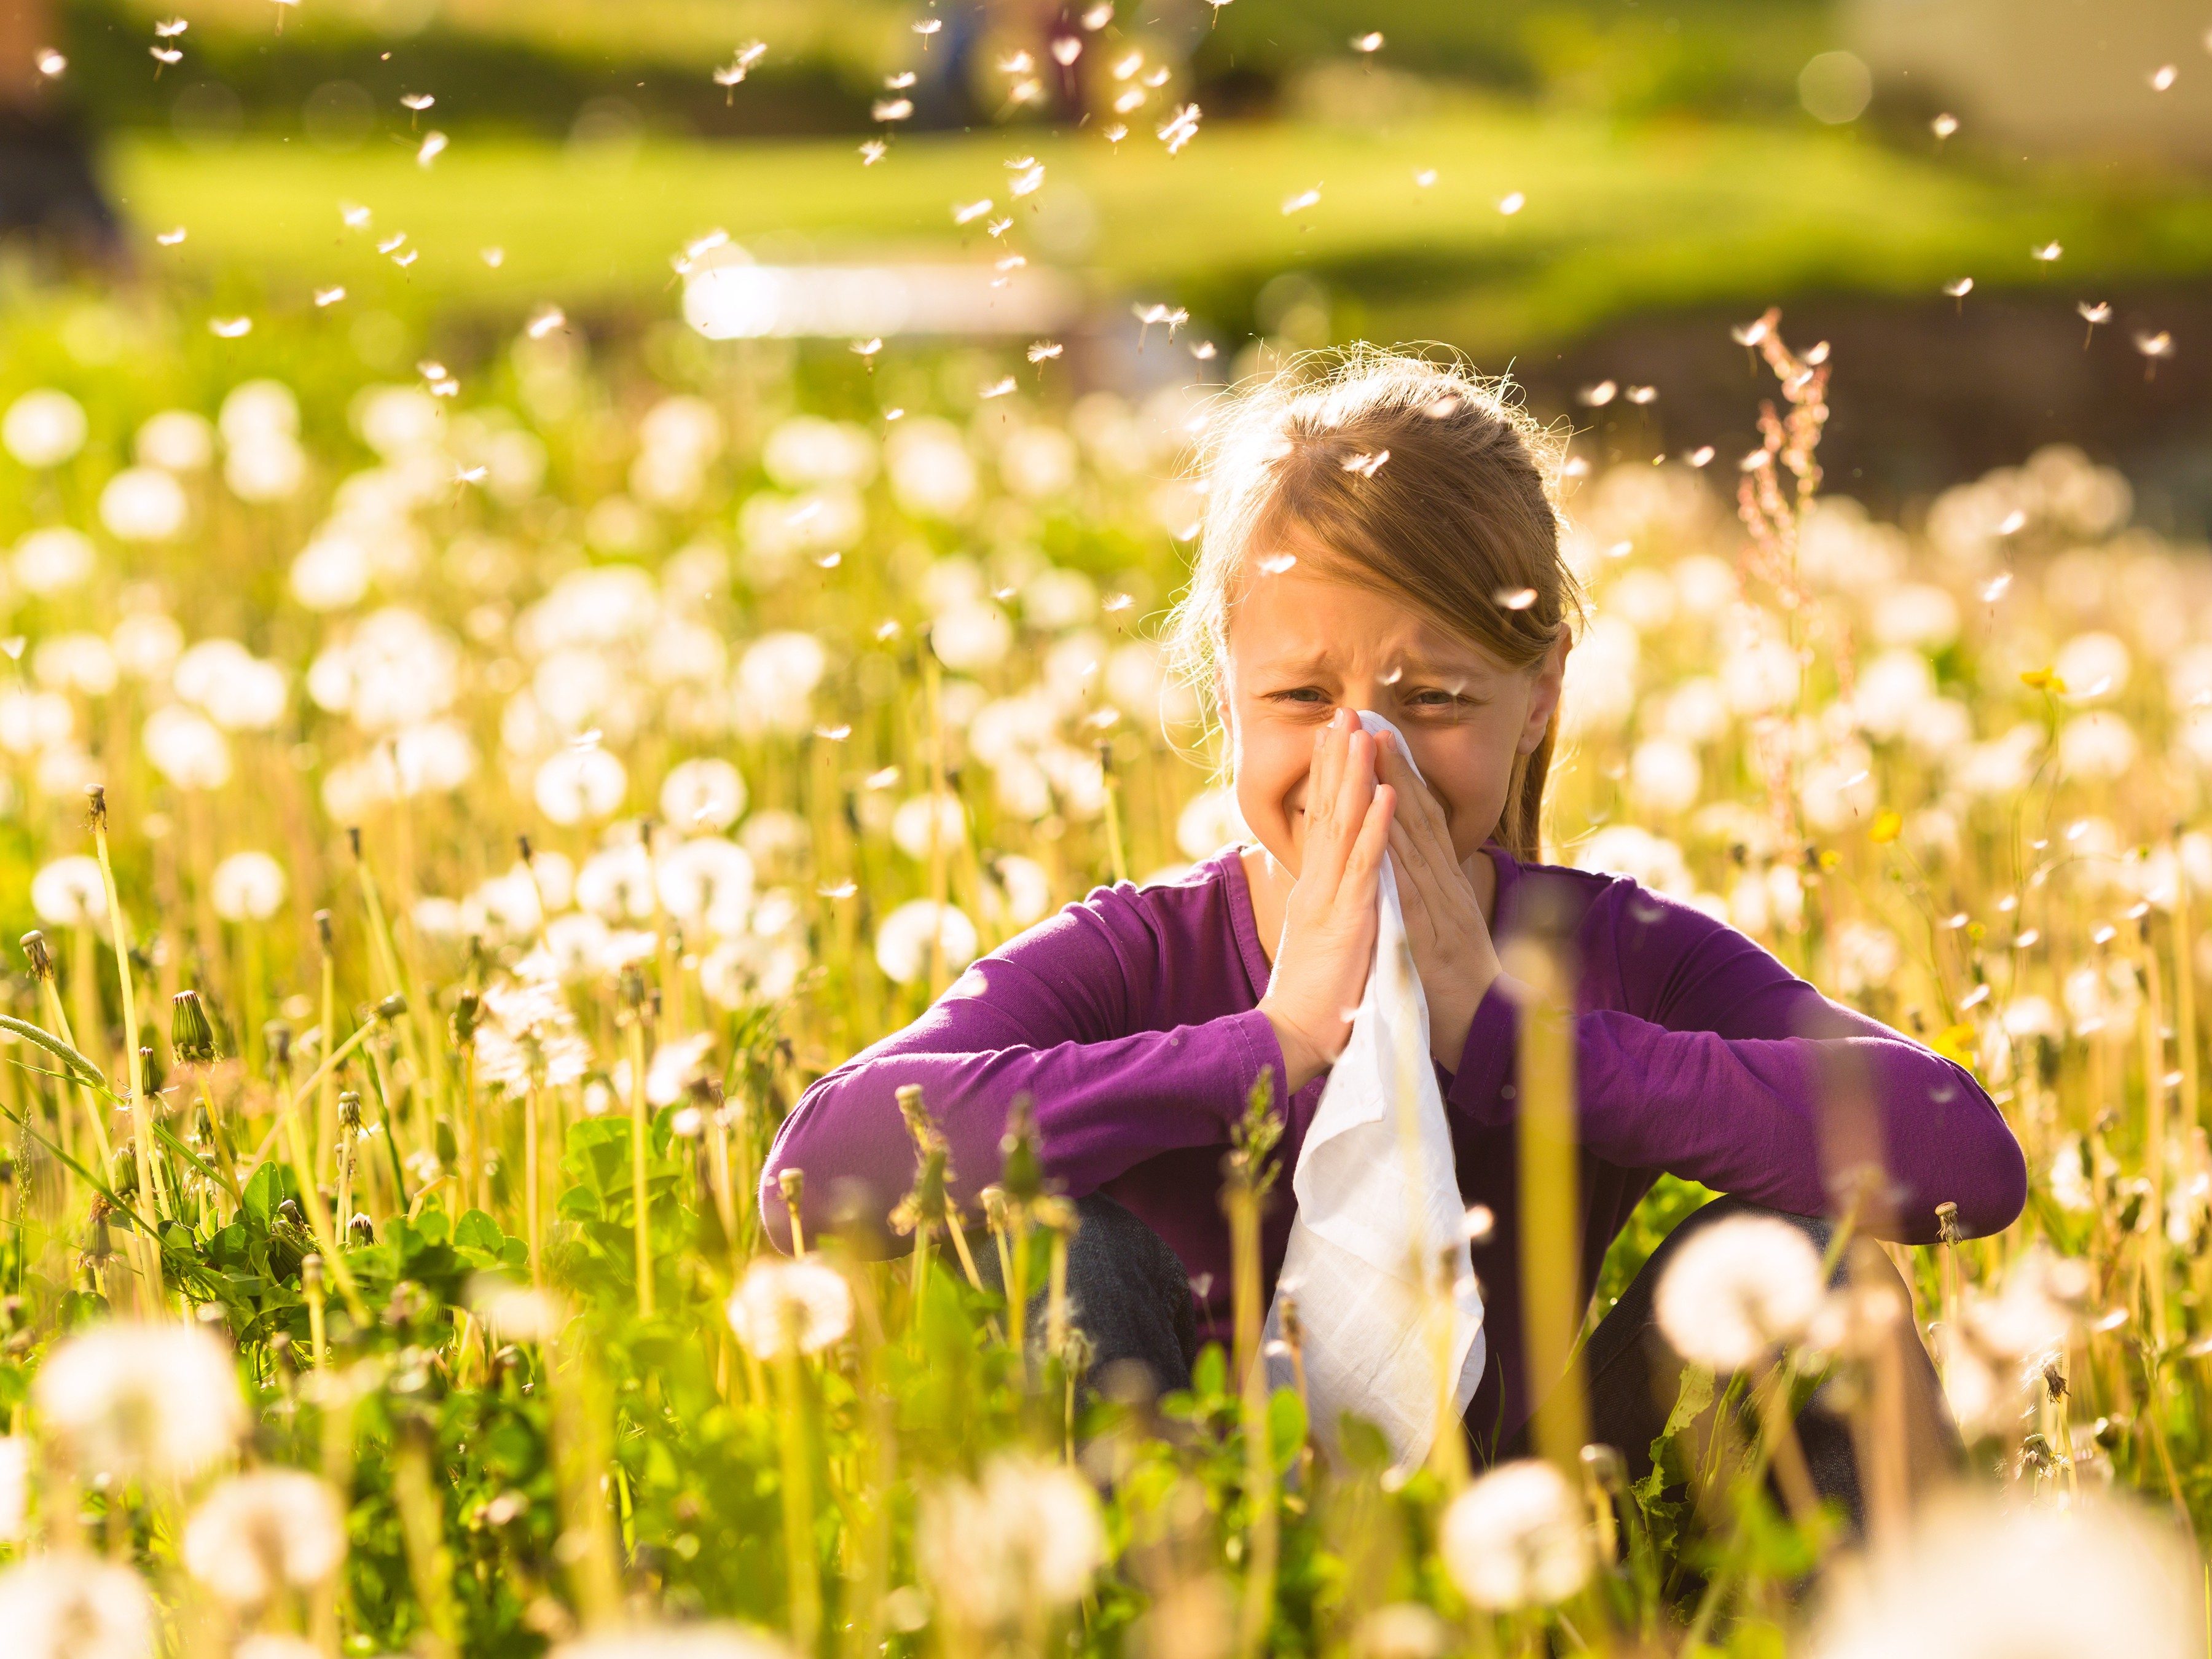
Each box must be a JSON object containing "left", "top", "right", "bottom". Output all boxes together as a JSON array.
[{"left": 1375, "top": 731, "right": 1503, "bottom": 1070}]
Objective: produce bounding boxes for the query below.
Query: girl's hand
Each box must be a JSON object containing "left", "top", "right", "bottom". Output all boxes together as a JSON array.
[
  {"left": 1258, "top": 709, "right": 1397, "bottom": 1092},
  {"left": 1376, "top": 730, "right": 1503, "bottom": 1071}
]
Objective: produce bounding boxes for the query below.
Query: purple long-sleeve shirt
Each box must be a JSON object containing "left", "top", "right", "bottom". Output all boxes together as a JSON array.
[{"left": 762, "top": 838, "right": 2025, "bottom": 1445}]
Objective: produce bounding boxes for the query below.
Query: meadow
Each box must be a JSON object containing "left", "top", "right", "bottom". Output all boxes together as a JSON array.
[{"left": 0, "top": 278, "right": 2208, "bottom": 1658}]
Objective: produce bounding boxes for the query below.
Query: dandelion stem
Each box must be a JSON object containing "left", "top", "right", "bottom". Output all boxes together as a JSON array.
[
  {"left": 629, "top": 1012, "right": 655, "bottom": 1316},
  {"left": 88, "top": 794, "right": 162, "bottom": 1310}
]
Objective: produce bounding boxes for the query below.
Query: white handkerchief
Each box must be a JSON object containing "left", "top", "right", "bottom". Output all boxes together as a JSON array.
[{"left": 1261, "top": 710, "right": 1484, "bottom": 1473}]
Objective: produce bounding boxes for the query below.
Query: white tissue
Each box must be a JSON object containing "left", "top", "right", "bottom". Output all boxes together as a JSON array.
[{"left": 1260, "top": 709, "right": 1485, "bottom": 1473}]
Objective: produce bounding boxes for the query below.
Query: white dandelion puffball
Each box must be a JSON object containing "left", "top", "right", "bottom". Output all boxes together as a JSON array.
[
  {"left": 233, "top": 1637, "right": 321, "bottom": 1659},
  {"left": 929, "top": 600, "right": 1014, "bottom": 672},
  {"left": 726, "top": 1258, "right": 853, "bottom": 1359},
  {"left": 885, "top": 418, "right": 978, "bottom": 518},
  {"left": 1627, "top": 736, "right": 1703, "bottom": 815},
  {"left": 1176, "top": 786, "right": 1249, "bottom": 860},
  {"left": 175, "top": 638, "right": 289, "bottom": 730},
  {"left": 15, "top": 526, "right": 96, "bottom": 594},
  {"left": 656, "top": 836, "right": 755, "bottom": 934},
  {"left": 874, "top": 899, "right": 978, "bottom": 985},
  {"left": 291, "top": 531, "right": 374, "bottom": 610},
  {"left": 210, "top": 850, "right": 288, "bottom": 922},
  {"left": 554, "top": 1624, "right": 798, "bottom": 1659},
  {"left": 1654, "top": 1214, "right": 1826, "bottom": 1371},
  {"left": 136, "top": 409, "right": 215, "bottom": 472},
  {"left": 1810, "top": 1491, "right": 2197, "bottom": 1659},
  {"left": 734, "top": 632, "right": 829, "bottom": 737},
  {"left": 183, "top": 1469, "right": 347, "bottom": 1606},
  {"left": 143, "top": 704, "right": 233, "bottom": 790},
  {"left": 0, "top": 1553, "right": 157, "bottom": 1659},
  {"left": 34, "top": 1319, "right": 246, "bottom": 1481},
  {"left": 0, "top": 1437, "right": 28, "bottom": 1542},
  {"left": 661, "top": 756, "right": 748, "bottom": 830},
  {"left": 762, "top": 415, "right": 876, "bottom": 490},
  {"left": 470, "top": 1275, "right": 563, "bottom": 1345},
  {"left": 1438, "top": 1459, "right": 1593, "bottom": 1612},
  {"left": 535, "top": 748, "right": 628, "bottom": 824},
  {"left": 890, "top": 793, "right": 968, "bottom": 860},
  {"left": 2056, "top": 711, "right": 2137, "bottom": 780},
  {"left": 918, "top": 1453, "right": 1105, "bottom": 1628},
  {"left": 4, "top": 389, "right": 88, "bottom": 468},
  {"left": 31, "top": 855, "right": 108, "bottom": 927},
  {"left": 98, "top": 468, "right": 190, "bottom": 541}
]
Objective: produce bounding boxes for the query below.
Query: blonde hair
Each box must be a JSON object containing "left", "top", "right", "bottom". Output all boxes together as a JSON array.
[{"left": 1163, "top": 345, "right": 1588, "bottom": 864}]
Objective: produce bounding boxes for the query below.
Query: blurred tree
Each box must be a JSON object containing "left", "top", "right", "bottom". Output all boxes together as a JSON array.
[{"left": 0, "top": 0, "right": 124, "bottom": 265}]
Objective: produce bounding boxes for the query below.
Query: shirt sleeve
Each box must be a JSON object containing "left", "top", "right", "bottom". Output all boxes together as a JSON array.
[
  {"left": 1443, "top": 880, "right": 2026, "bottom": 1245},
  {"left": 758, "top": 888, "right": 1288, "bottom": 1257}
]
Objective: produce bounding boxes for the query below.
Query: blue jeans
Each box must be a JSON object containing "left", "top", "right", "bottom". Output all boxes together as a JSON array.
[{"left": 979, "top": 1191, "right": 1960, "bottom": 1537}]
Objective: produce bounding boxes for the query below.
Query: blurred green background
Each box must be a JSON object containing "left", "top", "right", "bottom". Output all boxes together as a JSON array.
[{"left": 17, "top": 0, "right": 2212, "bottom": 525}]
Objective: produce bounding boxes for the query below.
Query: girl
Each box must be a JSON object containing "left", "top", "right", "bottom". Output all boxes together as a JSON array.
[{"left": 760, "top": 348, "right": 2026, "bottom": 1489}]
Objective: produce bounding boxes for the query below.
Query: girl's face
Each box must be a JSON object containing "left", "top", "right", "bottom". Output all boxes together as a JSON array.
[{"left": 1221, "top": 547, "right": 1570, "bottom": 876}]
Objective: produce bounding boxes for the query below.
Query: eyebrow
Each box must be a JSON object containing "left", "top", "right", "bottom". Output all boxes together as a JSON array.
[{"left": 1247, "top": 646, "right": 1498, "bottom": 680}]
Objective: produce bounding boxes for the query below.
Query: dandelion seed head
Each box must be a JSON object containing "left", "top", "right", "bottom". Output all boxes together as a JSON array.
[
  {"left": 0, "top": 1554, "right": 155, "bottom": 1659},
  {"left": 727, "top": 1257, "right": 853, "bottom": 1357},
  {"left": 918, "top": 1453, "right": 1104, "bottom": 1627},
  {"left": 36, "top": 1320, "right": 246, "bottom": 1481},
  {"left": 1654, "top": 1214, "right": 1824, "bottom": 1370},
  {"left": 184, "top": 1470, "right": 346, "bottom": 1606},
  {"left": 1439, "top": 1460, "right": 1592, "bottom": 1611}
]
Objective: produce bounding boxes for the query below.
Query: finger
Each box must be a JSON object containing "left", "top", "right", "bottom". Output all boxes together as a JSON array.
[
  {"left": 1305, "top": 716, "right": 1362, "bottom": 891},
  {"left": 1344, "top": 783, "right": 1395, "bottom": 893}
]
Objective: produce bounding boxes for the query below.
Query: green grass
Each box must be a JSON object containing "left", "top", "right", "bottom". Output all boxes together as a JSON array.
[{"left": 109, "top": 100, "right": 2212, "bottom": 353}]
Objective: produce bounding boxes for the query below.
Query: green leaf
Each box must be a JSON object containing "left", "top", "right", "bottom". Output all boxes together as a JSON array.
[
  {"left": 1190, "top": 1342, "right": 1227, "bottom": 1402},
  {"left": 455, "top": 1209, "right": 503, "bottom": 1253},
  {"left": 242, "top": 1161, "right": 299, "bottom": 1229}
]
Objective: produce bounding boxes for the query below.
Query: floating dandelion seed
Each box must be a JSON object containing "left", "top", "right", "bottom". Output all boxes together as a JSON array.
[
  {"left": 820, "top": 880, "right": 857, "bottom": 899},
  {"left": 713, "top": 40, "right": 767, "bottom": 96},
  {"left": 1052, "top": 36, "right": 1083, "bottom": 66},
  {"left": 1102, "top": 122, "right": 1128, "bottom": 143},
  {"left": 1158, "top": 103, "right": 1201, "bottom": 152},
  {"left": 1258, "top": 552, "right": 1298, "bottom": 575},
  {"left": 1083, "top": 1, "right": 1113, "bottom": 25},
  {"left": 1282, "top": 184, "right": 1322, "bottom": 214},
  {"left": 1341, "top": 449, "right": 1389, "bottom": 477},
  {"left": 155, "top": 226, "right": 187, "bottom": 246},
  {"left": 1494, "top": 586, "right": 1539, "bottom": 611},
  {"left": 998, "top": 50, "right": 1035, "bottom": 76},
  {"left": 1131, "top": 301, "right": 1189, "bottom": 346},
  {"left": 392, "top": 248, "right": 418, "bottom": 267},
  {"left": 1625, "top": 384, "right": 1658, "bottom": 404},
  {"left": 401, "top": 92, "right": 434, "bottom": 111},
  {"left": 886, "top": 70, "right": 916, "bottom": 89},
  {"left": 151, "top": 45, "right": 182, "bottom": 65},
  {"left": 1687, "top": 445, "right": 1715, "bottom": 466},
  {"left": 985, "top": 216, "right": 1013, "bottom": 238},
  {"left": 913, "top": 17, "right": 941, "bottom": 39},
  {"left": 952, "top": 198, "right": 993, "bottom": 225},
  {"left": 313, "top": 286, "right": 345, "bottom": 307},
  {"left": 1497, "top": 189, "right": 1526, "bottom": 215},
  {"left": 527, "top": 306, "right": 566, "bottom": 340},
  {"left": 155, "top": 15, "right": 187, "bottom": 34},
  {"left": 1008, "top": 162, "right": 1045, "bottom": 197},
  {"left": 1998, "top": 509, "right": 2028, "bottom": 536},
  {"left": 454, "top": 463, "right": 487, "bottom": 487},
  {"left": 1027, "top": 340, "right": 1063, "bottom": 364},
  {"left": 480, "top": 245, "right": 504, "bottom": 267},
  {"left": 993, "top": 254, "right": 1026, "bottom": 276},
  {"left": 979, "top": 377, "right": 1017, "bottom": 399},
  {"left": 851, "top": 337, "right": 883, "bottom": 362},
  {"left": 1982, "top": 572, "right": 2014, "bottom": 602},
  {"left": 814, "top": 724, "right": 852, "bottom": 742},
  {"left": 34, "top": 49, "right": 64, "bottom": 77},
  {"left": 2151, "top": 63, "right": 2178, "bottom": 90},
  {"left": 210, "top": 316, "right": 252, "bottom": 339},
  {"left": 417, "top": 130, "right": 447, "bottom": 166},
  {"left": 376, "top": 231, "right": 407, "bottom": 253},
  {"left": 2032, "top": 240, "right": 2063, "bottom": 262},
  {"left": 2135, "top": 329, "right": 2174, "bottom": 379},
  {"left": 1932, "top": 111, "right": 1958, "bottom": 139},
  {"left": 1112, "top": 87, "right": 1145, "bottom": 114},
  {"left": 1730, "top": 314, "right": 1770, "bottom": 347},
  {"left": 1351, "top": 31, "right": 1384, "bottom": 52},
  {"left": 1141, "top": 65, "right": 1171, "bottom": 89},
  {"left": 858, "top": 138, "right": 887, "bottom": 164},
  {"left": 1577, "top": 380, "right": 1617, "bottom": 407},
  {"left": 1944, "top": 276, "right": 1974, "bottom": 299},
  {"left": 340, "top": 202, "right": 369, "bottom": 228},
  {"left": 1112, "top": 50, "right": 1143, "bottom": 80},
  {"left": 1191, "top": 339, "right": 1217, "bottom": 359},
  {"left": 2077, "top": 299, "right": 2111, "bottom": 347}
]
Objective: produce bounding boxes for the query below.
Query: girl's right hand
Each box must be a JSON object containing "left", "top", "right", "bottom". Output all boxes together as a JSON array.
[{"left": 1258, "top": 709, "right": 1397, "bottom": 1093}]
